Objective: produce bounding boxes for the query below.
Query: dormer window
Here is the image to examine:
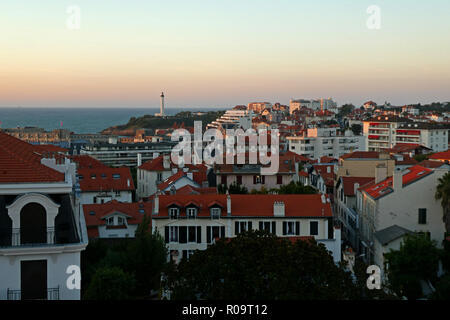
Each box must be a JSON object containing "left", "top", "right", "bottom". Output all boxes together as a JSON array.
[
  {"left": 211, "top": 208, "right": 221, "bottom": 219},
  {"left": 169, "top": 207, "right": 180, "bottom": 219},
  {"left": 91, "top": 174, "right": 96, "bottom": 179},
  {"left": 106, "top": 217, "right": 114, "bottom": 225},
  {"left": 112, "top": 174, "right": 121, "bottom": 180},
  {"left": 101, "top": 173, "right": 107, "bottom": 179},
  {"left": 187, "top": 208, "right": 197, "bottom": 219}
]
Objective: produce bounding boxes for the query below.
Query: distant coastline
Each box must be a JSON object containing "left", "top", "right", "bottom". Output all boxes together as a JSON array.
[{"left": 0, "top": 107, "right": 223, "bottom": 134}]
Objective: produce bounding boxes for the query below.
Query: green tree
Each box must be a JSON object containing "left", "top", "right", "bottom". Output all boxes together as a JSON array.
[
  {"left": 121, "top": 214, "right": 168, "bottom": 297},
  {"left": 84, "top": 266, "right": 136, "bottom": 300},
  {"left": 227, "top": 182, "right": 248, "bottom": 194},
  {"left": 350, "top": 124, "right": 362, "bottom": 135},
  {"left": 338, "top": 104, "right": 355, "bottom": 118},
  {"left": 277, "top": 181, "right": 317, "bottom": 194},
  {"left": 435, "top": 172, "right": 450, "bottom": 234},
  {"left": 384, "top": 234, "right": 441, "bottom": 300},
  {"left": 164, "top": 230, "right": 358, "bottom": 300}
]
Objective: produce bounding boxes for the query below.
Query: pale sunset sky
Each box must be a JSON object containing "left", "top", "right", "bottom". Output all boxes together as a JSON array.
[{"left": 0, "top": 0, "right": 449, "bottom": 108}]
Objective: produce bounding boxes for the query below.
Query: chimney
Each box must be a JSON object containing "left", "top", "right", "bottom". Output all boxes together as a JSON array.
[
  {"left": 226, "top": 193, "right": 231, "bottom": 216},
  {"left": 153, "top": 193, "right": 159, "bottom": 214},
  {"left": 137, "top": 153, "right": 142, "bottom": 167},
  {"left": 163, "top": 154, "right": 170, "bottom": 169},
  {"left": 393, "top": 167, "right": 403, "bottom": 191},
  {"left": 273, "top": 201, "right": 285, "bottom": 217},
  {"left": 375, "top": 164, "right": 388, "bottom": 184}
]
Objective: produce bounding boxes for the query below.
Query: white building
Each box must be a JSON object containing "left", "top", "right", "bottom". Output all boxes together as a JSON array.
[
  {"left": 287, "top": 127, "right": 365, "bottom": 160},
  {"left": 0, "top": 132, "right": 88, "bottom": 300},
  {"left": 207, "top": 108, "right": 254, "bottom": 130},
  {"left": 151, "top": 193, "right": 341, "bottom": 263},
  {"left": 290, "top": 98, "right": 337, "bottom": 114},
  {"left": 363, "top": 116, "right": 449, "bottom": 152},
  {"left": 356, "top": 164, "right": 449, "bottom": 272}
]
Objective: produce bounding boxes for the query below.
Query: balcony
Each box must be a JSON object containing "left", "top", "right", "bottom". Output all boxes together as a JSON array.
[
  {"left": 7, "top": 286, "right": 60, "bottom": 300},
  {"left": 0, "top": 225, "right": 78, "bottom": 248}
]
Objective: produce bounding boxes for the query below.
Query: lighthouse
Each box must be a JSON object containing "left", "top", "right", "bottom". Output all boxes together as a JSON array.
[{"left": 159, "top": 92, "right": 165, "bottom": 116}]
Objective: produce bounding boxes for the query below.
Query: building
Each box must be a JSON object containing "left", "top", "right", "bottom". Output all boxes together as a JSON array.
[
  {"left": 83, "top": 200, "right": 150, "bottom": 239},
  {"left": 336, "top": 151, "right": 396, "bottom": 181},
  {"left": 287, "top": 127, "right": 365, "bottom": 160},
  {"left": 0, "top": 132, "right": 88, "bottom": 300},
  {"left": 137, "top": 155, "right": 209, "bottom": 199},
  {"left": 428, "top": 150, "right": 450, "bottom": 163},
  {"left": 77, "top": 166, "right": 135, "bottom": 205},
  {"left": 363, "top": 116, "right": 449, "bottom": 152},
  {"left": 151, "top": 193, "right": 341, "bottom": 263},
  {"left": 80, "top": 141, "right": 176, "bottom": 167},
  {"left": 289, "top": 98, "right": 337, "bottom": 114},
  {"left": 207, "top": 108, "right": 254, "bottom": 130},
  {"left": 356, "top": 164, "right": 449, "bottom": 270},
  {"left": 247, "top": 102, "right": 272, "bottom": 114}
]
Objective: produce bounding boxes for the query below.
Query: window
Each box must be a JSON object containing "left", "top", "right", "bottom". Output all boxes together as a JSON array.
[
  {"left": 78, "top": 175, "right": 84, "bottom": 180},
  {"left": 418, "top": 208, "right": 427, "bottom": 224},
  {"left": 235, "top": 221, "right": 252, "bottom": 235},
  {"left": 277, "top": 175, "right": 283, "bottom": 185},
  {"left": 112, "top": 174, "right": 121, "bottom": 179},
  {"left": 310, "top": 221, "right": 318, "bottom": 236},
  {"left": 259, "top": 221, "right": 276, "bottom": 234},
  {"left": 139, "top": 209, "right": 145, "bottom": 214},
  {"left": 187, "top": 207, "right": 197, "bottom": 219},
  {"left": 89, "top": 211, "right": 95, "bottom": 216},
  {"left": 91, "top": 174, "right": 96, "bottom": 179},
  {"left": 221, "top": 175, "right": 227, "bottom": 185},
  {"left": 157, "top": 172, "right": 162, "bottom": 182},
  {"left": 254, "top": 175, "right": 262, "bottom": 184},
  {"left": 118, "top": 217, "right": 125, "bottom": 225},
  {"left": 115, "top": 190, "right": 121, "bottom": 196},
  {"left": 283, "top": 221, "right": 300, "bottom": 235},
  {"left": 169, "top": 207, "right": 179, "bottom": 219},
  {"left": 207, "top": 226, "right": 225, "bottom": 243},
  {"left": 169, "top": 226, "right": 178, "bottom": 242},
  {"left": 101, "top": 173, "right": 107, "bottom": 179},
  {"left": 211, "top": 208, "right": 221, "bottom": 219},
  {"left": 106, "top": 217, "right": 114, "bottom": 226},
  {"left": 237, "top": 175, "right": 242, "bottom": 185}
]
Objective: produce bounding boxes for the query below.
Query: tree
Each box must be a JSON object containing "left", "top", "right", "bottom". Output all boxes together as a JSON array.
[
  {"left": 84, "top": 266, "right": 136, "bottom": 300},
  {"left": 164, "top": 230, "right": 359, "bottom": 300},
  {"left": 435, "top": 172, "right": 450, "bottom": 233},
  {"left": 350, "top": 124, "right": 362, "bottom": 135},
  {"left": 338, "top": 104, "right": 355, "bottom": 118},
  {"left": 384, "top": 234, "right": 441, "bottom": 300},
  {"left": 121, "top": 214, "right": 168, "bottom": 297},
  {"left": 432, "top": 274, "right": 450, "bottom": 300},
  {"left": 277, "top": 181, "right": 317, "bottom": 194}
]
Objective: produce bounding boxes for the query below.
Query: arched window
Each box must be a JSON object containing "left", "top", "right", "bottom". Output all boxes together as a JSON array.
[{"left": 20, "top": 203, "right": 47, "bottom": 245}]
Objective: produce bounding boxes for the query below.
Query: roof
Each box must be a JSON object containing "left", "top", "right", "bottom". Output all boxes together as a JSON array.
[
  {"left": 341, "top": 177, "right": 375, "bottom": 196},
  {"left": 32, "top": 144, "right": 69, "bottom": 153},
  {"left": 154, "top": 194, "right": 332, "bottom": 218},
  {"left": 387, "top": 143, "right": 431, "bottom": 154},
  {"left": 341, "top": 151, "right": 383, "bottom": 160},
  {"left": 77, "top": 167, "right": 135, "bottom": 192},
  {"left": 419, "top": 159, "right": 445, "bottom": 169},
  {"left": 169, "top": 185, "right": 217, "bottom": 195},
  {"left": 0, "top": 131, "right": 65, "bottom": 183},
  {"left": 361, "top": 165, "right": 433, "bottom": 200},
  {"left": 374, "top": 225, "right": 413, "bottom": 246},
  {"left": 157, "top": 171, "right": 199, "bottom": 191},
  {"left": 83, "top": 200, "right": 150, "bottom": 232},
  {"left": 70, "top": 155, "right": 108, "bottom": 169},
  {"left": 429, "top": 150, "right": 450, "bottom": 161}
]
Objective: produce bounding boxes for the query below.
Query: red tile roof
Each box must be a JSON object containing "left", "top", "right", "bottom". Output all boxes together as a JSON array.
[
  {"left": 419, "top": 160, "right": 445, "bottom": 169},
  {"left": 0, "top": 131, "right": 65, "bottom": 183},
  {"left": 83, "top": 200, "right": 150, "bottom": 230},
  {"left": 169, "top": 185, "right": 217, "bottom": 195},
  {"left": 429, "top": 150, "right": 450, "bottom": 161},
  {"left": 157, "top": 171, "right": 192, "bottom": 191},
  {"left": 360, "top": 165, "right": 433, "bottom": 199},
  {"left": 33, "top": 144, "right": 69, "bottom": 154},
  {"left": 341, "top": 151, "right": 382, "bottom": 160},
  {"left": 77, "top": 167, "right": 135, "bottom": 192},
  {"left": 70, "top": 155, "right": 108, "bottom": 169},
  {"left": 154, "top": 194, "right": 332, "bottom": 218},
  {"left": 341, "top": 177, "right": 375, "bottom": 196}
]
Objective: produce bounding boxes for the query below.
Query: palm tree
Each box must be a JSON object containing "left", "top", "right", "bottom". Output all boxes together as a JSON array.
[{"left": 435, "top": 172, "right": 450, "bottom": 234}]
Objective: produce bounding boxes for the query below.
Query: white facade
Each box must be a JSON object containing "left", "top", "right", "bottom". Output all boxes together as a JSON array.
[
  {"left": 80, "top": 190, "right": 133, "bottom": 205},
  {"left": 287, "top": 128, "right": 365, "bottom": 160}
]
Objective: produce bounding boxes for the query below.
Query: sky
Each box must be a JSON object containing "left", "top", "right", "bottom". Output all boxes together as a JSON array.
[{"left": 0, "top": 0, "right": 449, "bottom": 108}]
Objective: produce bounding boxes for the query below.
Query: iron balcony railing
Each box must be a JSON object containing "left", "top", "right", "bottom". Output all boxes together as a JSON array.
[
  {"left": 0, "top": 227, "right": 55, "bottom": 247},
  {"left": 7, "top": 286, "right": 60, "bottom": 300}
]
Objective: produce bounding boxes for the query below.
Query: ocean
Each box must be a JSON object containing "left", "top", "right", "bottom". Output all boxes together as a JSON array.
[{"left": 0, "top": 107, "right": 220, "bottom": 134}]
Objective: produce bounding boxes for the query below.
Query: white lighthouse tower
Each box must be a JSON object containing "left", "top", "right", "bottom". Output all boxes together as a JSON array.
[{"left": 156, "top": 91, "right": 165, "bottom": 117}]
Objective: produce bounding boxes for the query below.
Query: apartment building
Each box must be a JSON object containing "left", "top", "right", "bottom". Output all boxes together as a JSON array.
[
  {"left": 356, "top": 164, "right": 449, "bottom": 272},
  {"left": 287, "top": 127, "right": 365, "bottom": 160},
  {"left": 0, "top": 132, "right": 88, "bottom": 300},
  {"left": 363, "top": 116, "right": 449, "bottom": 152},
  {"left": 247, "top": 102, "right": 273, "bottom": 114},
  {"left": 336, "top": 151, "right": 395, "bottom": 181},
  {"left": 76, "top": 167, "right": 135, "bottom": 205},
  {"left": 151, "top": 194, "right": 341, "bottom": 263},
  {"left": 207, "top": 108, "right": 255, "bottom": 130},
  {"left": 289, "top": 98, "right": 337, "bottom": 114}
]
